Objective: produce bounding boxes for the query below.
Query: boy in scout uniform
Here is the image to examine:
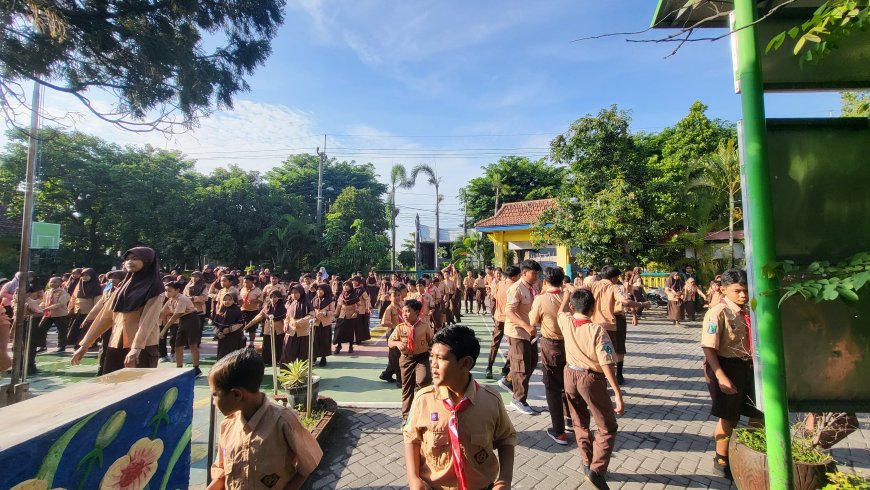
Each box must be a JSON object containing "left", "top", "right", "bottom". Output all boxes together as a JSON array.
[
  {"left": 389, "top": 299, "right": 435, "bottom": 421},
  {"left": 530, "top": 266, "right": 571, "bottom": 445},
  {"left": 403, "top": 325, "right": 517, "bottom": 490},
  {"left": 379, "top": 287, "right": 406, "bottom": 387},
  {"left": 162, "top": 281, "right": 203, "bottom": 377},
  {"left": 701, "top": 268, "right": 763, "bottom": 479},
  {"left": 489, "top": 267, "right": 515, "bottom": 382},
  {"left": 208, "top": 348, "right": 322, "bottom": 490},
  {"left": 558, "top": 287, "right": 624, "bottom": 490},
  {"left": 504, "top": 259, "right": 542, "bottom": 415}
]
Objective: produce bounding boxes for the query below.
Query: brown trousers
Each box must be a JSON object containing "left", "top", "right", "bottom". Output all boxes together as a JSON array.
[
  {"left": 508, "top": 336, "right": 538, "bottom": 403},
  {"left": 564, "top": 367, "right": 618, "bottom": 475},
  {"left": 486, "top": 321, "right": 510, "bottom": 377},
  {"left": 541, "top": 337, "right": 570, "bottom": 433},
  {"left": 451, "top": 291, "right": 462, "bottom": 323},
  {"left": 400, "top": 352, "right": 431, "bottom": 418},
  {"left": 102, "top": 345, "right": 160, "bottom": 375}
]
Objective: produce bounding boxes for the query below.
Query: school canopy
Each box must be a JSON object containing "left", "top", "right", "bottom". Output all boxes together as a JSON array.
[{"left": 651, "top": 0, "right": 821, "bottom": 28}]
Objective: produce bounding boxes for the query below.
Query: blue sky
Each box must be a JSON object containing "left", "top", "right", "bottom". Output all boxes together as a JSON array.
[{"left": 4, "top": 0, "right": 842, "bottom": 241}]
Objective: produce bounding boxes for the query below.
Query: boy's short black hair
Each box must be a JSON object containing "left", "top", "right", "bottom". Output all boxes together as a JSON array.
[
  {"left": 245, "top": 274, "right": 257, "bottom": 282},
  {"left": 434, "top": 325, "right": 480, "bottom": 367},
  {"left": 505, "top": 265, "right": 521, "bottom": 278},
  {"left": 543, "top": 266, "right": 565, "bottom": 286},
  {"left": 721, "top": 269, "right": 748, "bottom": 287},
  {"left": 210, "top": 348, "right": 264, "bottom": 393},
  {"left": 418, "top": 278, "right": 428, "bottom": 287},
  {"left": 26, "top": 285, "right": 37, "bottom": 294},
  {"left": 166, "top": 281, "right": 184, "bottom": 291},
  {"left": 408, "top": 279, "right": 417, "bottom": 287},
  {"left": 520, "top": 259, "right": 542, "bottom": 272},
  {"left": 570, "top": 289, "right": 596, "bottom": 315},
  {"left": 600, "top": 265, "right": 621, "bottom": 280},
  {"left": 403, "top": 299, "right": 423, "bottom": 312}
]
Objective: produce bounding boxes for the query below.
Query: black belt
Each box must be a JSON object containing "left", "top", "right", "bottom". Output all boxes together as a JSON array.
[
  {"left": 567, "top": 364, "right": 602, "bottom": 375},
  {"left": 541, "top": 337, "right": 563, "bottom": 343}
]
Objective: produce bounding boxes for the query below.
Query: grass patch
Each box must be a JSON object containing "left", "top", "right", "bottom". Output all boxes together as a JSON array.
[{"left": 736, "top": 428, "right": 831, "bottom": 464}]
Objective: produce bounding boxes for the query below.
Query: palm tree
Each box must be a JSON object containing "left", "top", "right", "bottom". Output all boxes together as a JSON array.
[
  {"left": 693, "top": 139, "right": 741, "bottom": 267},
  {"left": 489, "top": 170, "right": 509, "bottom": 215},
  {"left": 388, "top": 164, "right": 414, "bottom": 271},
  {"left": 410, "top": 163, "right": 443, "bottom": 268},
  {"left": 451, "top": 232, "right": 486, "bottom": 271}
]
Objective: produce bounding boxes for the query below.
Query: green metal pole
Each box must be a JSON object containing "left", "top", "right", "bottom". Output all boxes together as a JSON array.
[{"left": 733, "top": 1, "right": 793, "bottom": 488}]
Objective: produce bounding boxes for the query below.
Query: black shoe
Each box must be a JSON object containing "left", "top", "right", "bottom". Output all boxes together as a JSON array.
[
  {"left": 319, "top": 357, "right": 327, "bottom": 367},
  {"left": 712, "top": 455, "right": 732, "bottom": 480},
  {"left": 395, "top": 380, "right": 402, "bottom": 388},
  {"left": 193, "top": 366, "right": 203, "bottom": 378},
  {"left": 546, "top": 428, "right": 569, "bottom": 445},
  {"left": 379, "top": 371, "right": 393, "bottom": 382},
  {"left": 585, "top": 470, "right": 610, "bottom": 490},
  {"left": 334, "top": 345, "right": 342, "bottom": 355},
  {"left": 564, "top": 417, "right": 573, "bottom": 431},
  {"left": 616, "top": 373, "right": 626, "bottom": 385},
  {"left": 348, "top": 344, "right": 354, "bottom": 353}
]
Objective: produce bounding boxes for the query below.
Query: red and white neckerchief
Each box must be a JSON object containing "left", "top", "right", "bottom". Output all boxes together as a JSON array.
[
  {"left": 405, "top": 318, "right": 421, "bottom": 353},
  {"left": 241, "top": 288, "right": 250, "bottom": 306},
  {"left": 720, "top": 298, "right": 754, "bottom": 356},
  {"left": 547, "top": 288, "right": 561, "bottom": 295},
  {"left": 571, "top": 317, "right": 592, "bottom": 328},
  {"left": 441, "top": 380, "right": 480, "bottom": 490}
]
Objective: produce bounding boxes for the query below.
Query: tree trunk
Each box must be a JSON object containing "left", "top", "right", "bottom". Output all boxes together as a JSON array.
[
  {"left": 494, "top": 185, "right": 500, "bottom": 215},
  {"left": 434, "top": 186, "right": 440, "bottom": 270},
  {"left": 390, "top": 187, "right": 396, "bottom": 271},
  {"left": 728, "top": 192, "right": 735, "bottom": 269}
]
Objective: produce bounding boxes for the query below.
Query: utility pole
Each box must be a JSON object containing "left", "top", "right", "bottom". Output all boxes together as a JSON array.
[
  {"left": 4, "top": 81, "right": 42, "bottom": 406},
  {"left": 414, "top": 214, "right": 421, "bottom": 277},
  {"left": 460, "top": 189, "right": 467, "bottom": 236},
  {"left": 315, "top": 135, "right": 326, "bottom": 233}
]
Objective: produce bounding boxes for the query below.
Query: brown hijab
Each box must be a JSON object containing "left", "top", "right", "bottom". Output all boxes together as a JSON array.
[
  {"left": 112, "top": 247, "right": 164, "bottom": 313},
  {"left": 76, "top": 268, "right": 103, "bottom": 299},
  {"left": 340, "top": 278, "right": 364, "bottom": 305}
]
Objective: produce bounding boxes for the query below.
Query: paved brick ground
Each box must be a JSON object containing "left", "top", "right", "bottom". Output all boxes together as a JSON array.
[{"left": 304, "top": 307, "right": 870, "bottom": 489}]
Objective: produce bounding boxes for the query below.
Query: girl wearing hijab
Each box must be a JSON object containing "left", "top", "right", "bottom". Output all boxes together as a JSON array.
[
  {"left": 72, "top": 247, "right": 165, "bottom": 373},
  {"left": 243, "top": 290, "right": 287, "bottom": 366},
  {"left": 330, "top": 275, "right": 342, "bottom": 307},
  {"left": 333, "top": 277, "right": 370, "bottom": 354},
  {"left": 282, "top": 284, "right": 312, "bottom": 363},
  {"left": 311, "top": 284, "right": 334, "bottom": 367},
  {"left": 0, "top": 271, "right": 22, "bottom": 317},
  {"left": 665, "top": 270, "right": 685, "bottom": 327},
  {"left": 682, "top": 277, "right": 707, "bottom": 322},
  {"left": 214, "top": 292, "right": 245, "bottom": 360},
  {"left": 184, "top": 271, "right": 209, "bottom": 327},
  {"left": 66, "top": 268, "right": 103, "bottom": 348},
  {"left": 64, "top": 268, "right": 82, "bottom": 296},
  {"left": 366, "top": 271, "right": 379, "bottom": 309}
]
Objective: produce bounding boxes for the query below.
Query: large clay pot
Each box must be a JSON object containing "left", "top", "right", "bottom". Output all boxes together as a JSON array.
[
  {"left": 284, "top": 376, "right": 320, "bottom": 410},
  {"left": 729, "top": 431, "right": 837, "bottom": 490}
]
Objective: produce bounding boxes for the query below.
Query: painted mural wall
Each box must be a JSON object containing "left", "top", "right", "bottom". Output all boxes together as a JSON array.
[{"left": 0, "top": 369, "right": 194, "bottom": 490}]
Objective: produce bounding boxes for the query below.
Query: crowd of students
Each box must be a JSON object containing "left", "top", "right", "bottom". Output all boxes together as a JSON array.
[{"left": 0, "top": 251, "right": 762, "bottom": 490}]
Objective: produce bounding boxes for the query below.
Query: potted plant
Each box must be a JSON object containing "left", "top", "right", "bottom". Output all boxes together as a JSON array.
[
  {"left": 729, "top": 423, "right": 837, "bottom": 490},
  {"left": 277, "top": 360, "right": 320, "bottom": 409}
]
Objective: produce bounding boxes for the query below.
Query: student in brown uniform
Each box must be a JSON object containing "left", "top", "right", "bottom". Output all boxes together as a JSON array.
[
  {"left": 682, "top": 277, "right": 706, "bottom": 322},
  {"left": 208, "top": 348, "right": 322, "bottom": 490},
  {"left": 558, "top": 287, "right": 624, "bottom": 490},
  {"left": 388, "top": 299, "right": 433, "bottom": 421},
  {"left": 463, "top": 270, "right": 475, "bottom": 314},
  {"left": 588, "top": 265, "right": 650, "bottom": 385},
  {"left": 378, "top": 288, "right": 405, "bottom": 387},
  {"left": 184, "top": 271, "right": 210, "bottom": 328},
  {"left": 282, "top": 284, "right": 312, "bottom": 364},
  {"left": 162, "top": 280, "right": 203, "bottom": 377},
  {"left": 701, "top": 268, "right": 763, "bottom": 479},
  {"left": 403, "top": 325, "right": 517, "bottom": 490},
  {"left": 504, "top": 259, "right": 542, "bottom": 415},
  {"left": 240, "top": 275, "right": 264, "bottom": 348},
  {"left": 664, "top": 270, "right": 685, "bottom": 327},
  {"left": 530, "top": 266, "right": 572, "bottom": 445},
  {"left": 66, "top": 268, "right": 102, "bottom": 349},
  {"left": 243, "top": 290, "right": 286, "bottom": 366},
  {"left": 72, "top": 247, "right": 164, "bottom": 373},
  {"left": 474, "top": 272, "right": 487, "bottom": 314},
  {"left": 263, "top": 274, "right": 286, "bottom": 299},
  {"left": 429, "top": 276, "right": 445, "bottom": 332},
  {"left": 214, "top": 292, "right": 245, "bottom": 360},
  {"left": 488, "top": 266, "right": 516, "bottom": 382},
  {"left": 38, "top": 276, "right": 71, "bottom": 352},
  {"left": 310, "top": 284, "right": 334, "bottom": 367}
]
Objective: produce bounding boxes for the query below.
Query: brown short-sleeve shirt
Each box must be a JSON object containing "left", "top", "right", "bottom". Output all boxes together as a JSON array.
[
  {"left": 165, "top": 293, "right": 198, "bottom": 318},
  {"left": 211, "top": 396, "right": 323, "bottom": 489},
  {"left": 530, "top": 289, "right": 564, "bottom": 340},
  {"left": 388, "top": 318, "right": 433, "bottom": 356},
  {"left": 403, "top": 380, "right": 517, "bottom": 490},
  {"left": 558, "top": 313, "right": 616, "bottom": 372},
  {"left": 382, "top": 303, "right": 403, "bottom": 328},
  {"left": 504, "top": 280, "right": 534, "bottom": 340},
  {"left": 240, "top": 287, "right": 263, "bottom": 312},
  {"left": 701, "top": 298, "right": 750, "bottom": 359},
  {"left": 589, "top": 280, "right": 619, "bottom": 331},
  {"left": 492, "top": 279, "right": 512, "bottom": 323}
]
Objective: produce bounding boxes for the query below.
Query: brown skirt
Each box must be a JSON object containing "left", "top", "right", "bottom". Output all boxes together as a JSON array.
[
  {"left": 667, "top": 300, "right": 685, "bottom": 321},
  {"left": 313, "top": 324, "right": 332, "bottom": 358},
  {"left": 356, "top": 314, "right": 372, "bottom": 343},
  {"left": 333, "top": 316, "right": 358, "bottom": 344},
  {"left": 217, "top": 330, "right": 246, "bottom": 360},
  {"left": 102, "top": 345, "right": 159, "bottom": 375}
]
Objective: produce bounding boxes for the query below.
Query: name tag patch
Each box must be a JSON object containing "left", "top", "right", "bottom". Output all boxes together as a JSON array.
[
  {"left": 431, "top": 412, "right": 439, "bottom": 422},
  {"left": 707, "top": 323, "right": 718, "bottom": 334},
  {"left": 474, "top": 448, "right": 489, "bottom": 464}
]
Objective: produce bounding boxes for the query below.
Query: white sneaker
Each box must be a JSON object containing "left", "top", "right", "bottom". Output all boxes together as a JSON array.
[{"left": 510, "top": 399, "right": 534, "bottom": 415}]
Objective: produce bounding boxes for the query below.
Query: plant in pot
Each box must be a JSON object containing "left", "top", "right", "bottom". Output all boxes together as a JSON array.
[
  {"left": 729, "top": 420, "right": 838, "bottom": 490},
  {"left": 277, "top": 360, "right": 320, "bottom": 410}
]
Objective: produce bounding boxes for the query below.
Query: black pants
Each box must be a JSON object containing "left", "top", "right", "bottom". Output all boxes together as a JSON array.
[
  {"left": 38, "top": 315, "right": 70, "bottom": 350},
  {"left": 158, "top": 324, "right": 179, "bottom": 358},
  {"left": 66, "top": 313, "right": 88, "bottom": 347}
]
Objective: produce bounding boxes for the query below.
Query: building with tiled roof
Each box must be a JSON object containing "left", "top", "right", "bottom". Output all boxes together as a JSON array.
[{"left": 474, "top": 198, "right": 572, "bottom": 274}]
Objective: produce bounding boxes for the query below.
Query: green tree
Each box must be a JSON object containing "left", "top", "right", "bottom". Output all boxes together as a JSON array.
[
  {"left": 842, "top": 92, "right": 870, "bottom": 117},
  {"left": 1, "top": 0, "right": 284, "bottom": 130},
  {"left": 388, "top": 164, "right": 414, "bottom": 270},
  {"left": 266, "top": 154, "right": 388, "bottom": 223},
  {"left": 691, "top": 139, "right": 741, "bottom": 267},
  {"left": 451, "top": 232, "right": 488, "bottom": 271},
  {"left": 256, "top": 215, "right": 316, "bottom": 273},
  {"left": 325, "top": 186, "right": 388, "bottom": 234},
  {"left": 409, "top": 164, "right": 444, "bottom": 266},
  {"left": 461, "top": 156, "right": 565, "bottom": 226},
  {"left": 323, "top": 219, "right": 389, "bottom": 274}
]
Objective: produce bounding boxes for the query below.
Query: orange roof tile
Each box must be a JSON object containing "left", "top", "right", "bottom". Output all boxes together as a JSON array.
[{"left": 475, "top": 198, "right": 557, "bottom": 228}]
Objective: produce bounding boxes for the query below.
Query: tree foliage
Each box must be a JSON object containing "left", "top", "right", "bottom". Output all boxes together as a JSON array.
[
  {"left": 461, "top": 156, "right": 565, "bottom": 227},
  {"left": 0, "top": 0, "right": 285, "bottom": 131},
  {"left": 842, "top": 91, "right": 870, "bottom": 117}
]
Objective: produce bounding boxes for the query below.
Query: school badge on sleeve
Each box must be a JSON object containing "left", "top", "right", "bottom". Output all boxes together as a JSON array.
[
  {"left": 706, "top": 323, "right": 718, "bottom": 334},
  {"left": 261, "top": 473, "right": 280, "bottom": 488}
]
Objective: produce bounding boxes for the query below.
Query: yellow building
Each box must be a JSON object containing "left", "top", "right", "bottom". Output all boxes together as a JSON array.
[{"left": 474, "top": 198, "right": 573, "bottom": 275}]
